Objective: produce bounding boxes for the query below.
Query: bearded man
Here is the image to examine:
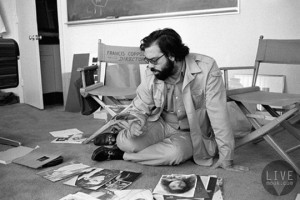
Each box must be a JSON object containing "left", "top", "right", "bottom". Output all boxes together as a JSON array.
[{"left": 92, "top": 28, "right": 246, "bottom": 171}]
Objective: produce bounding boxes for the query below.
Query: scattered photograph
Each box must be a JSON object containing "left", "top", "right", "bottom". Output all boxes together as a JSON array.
[
  {"left": 103, "top": 171, "right": 141, "bottom": 190},
  {"left": 37, "top": 161, "right": 90, "bottom": 182},
  {"left": 64, "top": 167, "right": 120, "bottom": 190},
  {"left": 153, "top": 174, "right": 197, "bottom": 197}
]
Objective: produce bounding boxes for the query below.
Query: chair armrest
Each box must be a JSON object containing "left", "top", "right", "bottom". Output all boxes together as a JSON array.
[
  {"left": 77, "top": 65, "right": 100, "bottom": 96},
  {"left": 219, "top": 66, "right": 256, "bottom": 90},
  {"left": 219, "top": 66, "right": 255, "bottom": 71},
  {"left": 80, "top": 82, "right": 104, "bottom": 97},
  {"left": 77, "top": 65, "right": 98, "bottom": 72}
]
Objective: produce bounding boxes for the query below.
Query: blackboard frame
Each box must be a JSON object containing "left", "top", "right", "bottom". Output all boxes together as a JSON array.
[{"left": 66, "top": 0, "right": 239, "bottom": 25}]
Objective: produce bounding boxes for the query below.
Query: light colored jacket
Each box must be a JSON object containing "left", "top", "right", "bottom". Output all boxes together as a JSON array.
[{"left": 129, "top": 53, "right": 234, "bottom": 166}]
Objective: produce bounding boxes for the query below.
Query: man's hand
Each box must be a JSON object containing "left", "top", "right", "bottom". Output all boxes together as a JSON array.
[
  {"left": 128, "top": 119, "right": 146, "bottom": 137},
  {"left": 211, "top": 159, "right": 249, "bottom": 172},
  {"left": 114, "top": 112, "right": 147, "bottom": 137}
]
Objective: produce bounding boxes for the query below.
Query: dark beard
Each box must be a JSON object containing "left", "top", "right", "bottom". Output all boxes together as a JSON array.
[{"left": 151, "top": 59, "right": 174, "bottom": 80}]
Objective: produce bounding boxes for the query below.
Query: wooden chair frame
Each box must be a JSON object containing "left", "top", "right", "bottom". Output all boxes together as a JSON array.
[{"left": 220, "top": 36, "right": 300, "bottom": 175}]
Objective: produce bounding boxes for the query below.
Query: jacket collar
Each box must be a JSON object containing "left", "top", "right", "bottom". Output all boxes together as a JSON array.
[{"left": 183, "top": 53, "right": 202, "bottom": 90}]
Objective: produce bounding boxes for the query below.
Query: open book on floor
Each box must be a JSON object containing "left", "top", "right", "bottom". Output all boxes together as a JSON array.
[{"left": 12, "top": 148, "right": 63, "bottom": 169}]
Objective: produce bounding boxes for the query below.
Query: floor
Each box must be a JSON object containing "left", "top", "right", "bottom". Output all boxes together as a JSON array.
[{"left": 0, "top": 103, "right": 299, "bottom": 200}]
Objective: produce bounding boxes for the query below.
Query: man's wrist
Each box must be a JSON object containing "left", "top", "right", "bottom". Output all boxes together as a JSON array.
[{"left": 222, "top": 160, "right": 233, "bottom": 167}]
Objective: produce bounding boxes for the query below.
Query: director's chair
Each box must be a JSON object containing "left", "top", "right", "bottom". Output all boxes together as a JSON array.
[
  {"left": 220, "top": 36, "right": 300, "bottom": 175},
  {"left": 77, "top": 40, "right": 146, "bottom": 143}
]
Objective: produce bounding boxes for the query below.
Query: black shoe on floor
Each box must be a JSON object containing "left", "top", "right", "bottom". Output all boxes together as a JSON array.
[
  {"left": 93, "top": 132, "right": 117, "bottom": 146},
  {"left": 91, "top": 146, "right": 124, "bottom": 161}
]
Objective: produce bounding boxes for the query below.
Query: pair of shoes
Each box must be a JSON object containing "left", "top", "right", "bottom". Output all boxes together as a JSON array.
[
  {"left": 93, "top": 132, "right": 117, "bottom": 146},
  {"left": 91, "top": 145, "right": 124, "bottom": 161}
]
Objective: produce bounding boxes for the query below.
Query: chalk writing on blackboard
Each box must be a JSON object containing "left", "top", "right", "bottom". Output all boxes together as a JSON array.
[{"left": 67, "top": 0, "right": 239, "bottom": 23}]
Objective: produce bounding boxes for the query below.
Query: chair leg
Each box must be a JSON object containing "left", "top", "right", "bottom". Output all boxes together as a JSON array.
[
  {"left": 235, "top": 102, "right": 300, "bottom": 175},
  {"left": 253, "top": 111, "right": 300, "bottom": 144},
  {"left": 235, "top": 107, "right": 298, "bottom": 148},
  {"left": 263, "top": 134, "right": 300, "bottom": 175},
  {"left": 286, "top": 144, "right": 300, "bottom": 153},
  {"left": 264, "top": 105, "right": 300, "bottom": 141}
]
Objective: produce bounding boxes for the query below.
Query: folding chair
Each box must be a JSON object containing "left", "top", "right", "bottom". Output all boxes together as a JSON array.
[
  {"left": 220, "top": 35, "right": 300, "bottom": 175},
  {"left": 77, "top": 40, "right": 146, "bottom": 143}
]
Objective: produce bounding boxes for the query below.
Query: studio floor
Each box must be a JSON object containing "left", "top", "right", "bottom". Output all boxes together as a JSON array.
[{"left": 0, "top": 103, "right": 299, "bottom": 200}]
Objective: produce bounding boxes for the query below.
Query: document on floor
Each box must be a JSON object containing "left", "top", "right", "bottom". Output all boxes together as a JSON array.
[
  {"left": 49, "top": 128, "right": 86, "bottom": 144},
  {"left": 49, "top": 128, "right": 83, "bottom": 138},
  {"left": 51, "top": 133, "right": 86, "bottom": 144}
]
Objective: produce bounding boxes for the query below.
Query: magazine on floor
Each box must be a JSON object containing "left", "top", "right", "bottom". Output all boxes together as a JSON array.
[
  {"left": 63, "top": 167, "right": 120, "bottom": 190},
  {"left": 153, "top": 175, "right": 223, "bottom": 200},
  {"left": 101, "top": 170, "right": 141, "bottom": 191},
  {"left": 153, "top": 174, "right": 197, "bottom": 197},
  {"left": 37, "top": 161, "right": 90, "bottom": 182}
]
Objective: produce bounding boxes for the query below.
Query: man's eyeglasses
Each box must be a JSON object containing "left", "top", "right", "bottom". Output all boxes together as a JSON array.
[{"left": 144, "top": 54, "right": 165, "bottom": 65}]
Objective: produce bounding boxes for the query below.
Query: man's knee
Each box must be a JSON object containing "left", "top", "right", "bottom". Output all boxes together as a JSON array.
[
  {"left": 116, "top": 131, "right": 143, "bottom": 153},
  {"left": 162, "top": 145, "right": 191, "bottom": 165}
]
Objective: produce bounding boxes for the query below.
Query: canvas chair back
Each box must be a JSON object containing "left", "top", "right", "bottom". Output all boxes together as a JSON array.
[{"left": 252, "top": 36, "right": 300, "bottom": 86}]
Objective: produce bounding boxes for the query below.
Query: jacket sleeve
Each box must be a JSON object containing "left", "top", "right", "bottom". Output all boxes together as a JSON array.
[
  {"left": 117, "top": 71, "right": 157, "bottom": 124},
  {"left": 205, "top": 61, "right": 235, "bottom": 161}
]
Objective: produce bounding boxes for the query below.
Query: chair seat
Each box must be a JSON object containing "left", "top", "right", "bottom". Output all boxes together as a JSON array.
[
  {"left": 230, "top": 91, "right": 300, "bottom": 107},
  {"left": 89, "top": 85, "right": 137, "bottom": 98}
]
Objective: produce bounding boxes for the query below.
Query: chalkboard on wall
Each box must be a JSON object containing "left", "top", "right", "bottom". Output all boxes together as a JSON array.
[{"left": 67, "top": 0, "right": 239, "bottom": 24}]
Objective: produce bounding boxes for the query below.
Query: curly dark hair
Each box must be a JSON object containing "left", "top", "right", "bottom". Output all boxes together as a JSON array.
[{"left": 140, "top": 28, "right": 189, "bottom": 61}]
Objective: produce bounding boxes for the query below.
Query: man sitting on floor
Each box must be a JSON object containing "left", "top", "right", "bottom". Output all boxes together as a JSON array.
[{"left": 92, "top": 28, "right": 246, "bottom": 171}]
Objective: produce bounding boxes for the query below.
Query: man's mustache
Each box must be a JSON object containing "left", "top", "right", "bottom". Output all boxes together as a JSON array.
[{"left": 150, "top": 68, "right": 161, "bottom": 73}]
